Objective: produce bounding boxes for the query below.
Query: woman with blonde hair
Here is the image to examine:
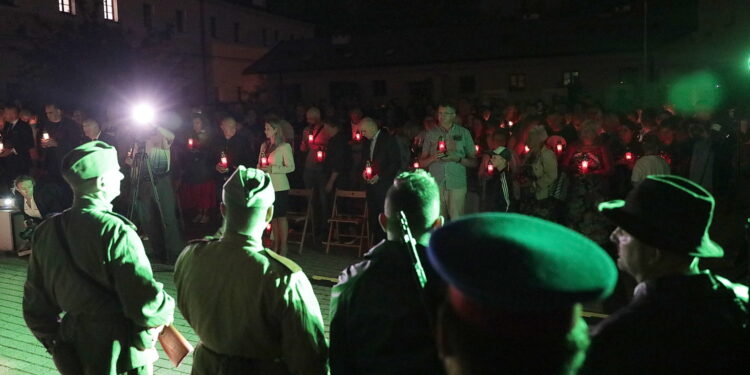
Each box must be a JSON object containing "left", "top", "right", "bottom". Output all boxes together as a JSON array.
[{"left": 258, "top": 119, "right": 295, "bottom": 255}]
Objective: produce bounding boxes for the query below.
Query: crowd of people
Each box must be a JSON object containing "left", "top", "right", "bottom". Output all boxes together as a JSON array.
[{"left": 3, "top": 95, "right": 749, "bottom": 374}]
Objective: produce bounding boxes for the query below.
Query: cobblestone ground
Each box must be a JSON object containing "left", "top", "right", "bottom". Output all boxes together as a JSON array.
[{"left": 0, "top": 249, "right": 357, "bottom": 375}]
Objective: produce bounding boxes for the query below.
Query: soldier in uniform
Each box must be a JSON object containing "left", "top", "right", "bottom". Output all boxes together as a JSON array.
[
  {"left": 427, "top": 213, "right": 618, "bottom": 375},
  {"left": 23, "top": 141, "right": 175, "bottom": 375},
  {"left": 174, "top": 166, "right": 328, "bottom": 375}
]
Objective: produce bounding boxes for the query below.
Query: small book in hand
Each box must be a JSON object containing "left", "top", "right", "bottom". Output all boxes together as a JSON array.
[{"left": 159, "top": 325, "right": 193, "bottom": 367}]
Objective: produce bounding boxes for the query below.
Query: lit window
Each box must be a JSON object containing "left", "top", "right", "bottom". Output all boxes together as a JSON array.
[
  {"left": 563, "top": 71, "right": 580, "bottom": 86},
  {"left": 103, "top": 0, "right": 117, "bottom": 21},
  {"left": 59, "top": 0, "right": 75, "bottom": 14}
]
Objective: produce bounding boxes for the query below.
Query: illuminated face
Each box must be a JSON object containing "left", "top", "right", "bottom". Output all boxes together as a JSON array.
[
  {"left": 490, "top": 155, "right": 508, "bottom": 170},
  {"left": 3, "top": 108, "right": 19, "bottom": 122},
  {"left": 72, "top": 110, "right": 85, "bottom": 124},
  {"left": 15, "top": 180, "right": 33, "bottom": 199},
  {"left": 306, "top": 110, "right": 320, "bottom": 126},
  {"left": 220, "top": 120, "right": 237, "bottom": 139},
  {"left": 100, "top": 170, "right": 124, "bottom": 202},
  {"left": 264, "top": 123, "right": 277, "bottom": 140},
  {"left": 82, "top": 121, "right": 100, "bottom": 139},
  {"left": 192, "top": 118, "right": 203, "bottom": 133},
  {"left": 361, "top": 123, "right": 377, "bottom": 139},
  {"left": 45, "top": 105, "right": 62, "bottom": 123},
  {"left": 610, "top": 226, "right": 650, "bottom": 281},
  {"left": 618, "top": 127, "right": 633, "bottom": 144},
  {"left": 437, "top": 106, "right": 456, "bottom": 128}
]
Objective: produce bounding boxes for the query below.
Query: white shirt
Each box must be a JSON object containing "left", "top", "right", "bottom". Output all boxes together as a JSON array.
[
  {"left": 369, "top": 129, "right": 381, "bottom": 160},
  {"left": 24, "top": 196, "right": 42, "bottom": 219}
]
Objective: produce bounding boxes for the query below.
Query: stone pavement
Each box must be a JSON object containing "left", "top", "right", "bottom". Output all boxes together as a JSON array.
[{"left": 0, "top": 249, "right": 359, "bottom": 375}]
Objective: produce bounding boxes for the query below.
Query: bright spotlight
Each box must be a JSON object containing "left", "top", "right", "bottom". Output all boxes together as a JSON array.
[
  {"left": 2, "top": 197, "right": 14, "bottom": 208},
  {"left": 131, "top": 103, "right": 156, "bottom": 125}
]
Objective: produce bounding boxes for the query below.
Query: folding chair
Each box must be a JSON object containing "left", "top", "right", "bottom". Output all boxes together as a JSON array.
[
  {"left": 287, "top": 189, "right": 315, "bottom": 254},
  {"left": 325, "top": 189, "right": 369, "bottom": 257}
]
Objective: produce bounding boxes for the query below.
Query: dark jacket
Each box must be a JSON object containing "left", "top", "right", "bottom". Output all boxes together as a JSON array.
[
  {"left": 329, "top": 240, "right": 445, "bottom": 375},
  {"left": 583, "top": 272, "right": 749, "bottom": 375},
  {"left": 2, "top": 119, "right": 34, "bottom": 177},
  {"left": 323, "top": 131, "right": 351, "bottom": 184},
  {"left": 364, "top": 129, "right": 401, "bottom": 191},
  {"left": 39, "top": 118, "right": 83, "bottom": 177}
]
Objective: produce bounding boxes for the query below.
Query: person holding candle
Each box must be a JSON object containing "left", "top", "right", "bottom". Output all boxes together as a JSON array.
[
  {"left": 518, "top": 125, "right": 559, "bottom": 221},
  {"left": 215, "top": 116, "right": 254, "bottom": 178},
  {"left": 480, "top": 130, "right": 517, "bottom": 213},
  {"left": 561, "top": 120, "right": 614, "bottom": 245},
  {"left": 39, "top": 103, "right": 84, "bottom": 180},
  {"left": 418, "top": 103, "right": 477, "bottom": 221},
  {"left": 1, "top": 104, "right": 34, "bottom": 195},
  {"left": 361, "top": 118, "right": 401, "bottom": 243},
  {"left": 258, "top": 119, "right": 295, "bottom": 255},
  {"left": 178, "top": 114, "right": 216, "bottom": 225},
  {"left": 300, "top": 107, "right": 332, "bottom": 237}
]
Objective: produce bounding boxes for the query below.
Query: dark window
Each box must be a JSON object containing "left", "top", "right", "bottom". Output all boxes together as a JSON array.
[
  {"left": 210, "top": 17, "right": 217, "bottom": 38},
  {"left": 142, "top": 3, "right": 152, "bottom": 29},
  {"left": 329, "top": 82, "right": 361, "bottom": 104},
  {"left": 175, "top": 10, "right": 184, "bottom": 32},
  {"left": 262, "top": 28, "right": 268, "bottom": 46},
  {"left": 372, "top": 80, "right": 387, "bottom": 97},
  {"left": 274, "top": 30, "right": 279, "bottom": 42},
  {"left": 618, "top": 67, "right": 639, "bottom": 84},
  {"left": 509, "top": 73, "right": 526, "bottom": 91},
  {"left": 282, "top": 84, "right": 302, "bottom": 105},
  {"left": 562, "top": 71, "right": 580, "bottom": 86},
  {"left": 408, "top": 79, "right": 434, "bottom": 102},
  {"left": 233, "top": 22, "right": 240, "bottom": 42},
  {"left": 459, "top": 75, "right": 476, "bottom": 93}
]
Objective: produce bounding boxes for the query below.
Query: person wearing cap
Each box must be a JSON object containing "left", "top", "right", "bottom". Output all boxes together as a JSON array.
[
  {"left": 479, "top": 136, "right": 516, "bottom": 212},
  {"left": 23, "top": 141, "right": 175, "bottom": 375},
  {"left": 329, "top": 170, "right": 445, "bottom": 374},
  {"left": 174, "top": 166, "right": 328, "bottom": 375},
  {"left": 428, "top": 212, "right": 617, "bottom": 375},
  {"left": 583, "top": 174, "right": 749, "bottom": 374}
]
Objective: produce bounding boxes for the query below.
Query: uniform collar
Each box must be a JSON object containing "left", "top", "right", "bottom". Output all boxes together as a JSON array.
[{"left": 71, "top": 195, "right": 114, "bottom": 212}]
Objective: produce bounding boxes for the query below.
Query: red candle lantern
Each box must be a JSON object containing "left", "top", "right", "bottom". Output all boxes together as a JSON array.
[
  {"left": 364, "top": 160, "right": 373, "bottom": 179},
  {"left": 486, "top": 163, "right": 494, "bottom": 175},
  {"left": 524, "top": 145, "right": 530, "bottom": 154},
  {"left": 354, "top": 131, "right": 362, "bottom": 142},
  {"left": 42, "top": 131, "right": 50, "bottom": 141},
  {"left": 316, "top": 148, "right": 325, "bottom": 163},
  {"left": 308, "top": 133, "right": 314, "bottom": 144},
  {"left": 475, "top": 144, "right": 481, "bottom": 156},
  {"left": 266, "top": 223, "right": 272, "bottom": 233},
  {"left": 188, "top": 138, "right": 194, "bottom": 149},
  {"left": 624, "top": 151, "right": 633, "bottom": 161},
  {"left": 412, "top": 161, "right": 420, "bottom": 169},
  {"left": 0, "top": 141, "right": 4, "bottom": 152},
  {"left": 555, "top": 141, "right": 564, "bottom": 154},
  {"left": 437, "top": 136, "right": 446, "bottom": 153},
  {"left": 260, "top": 152, "right": 269, "bottom": 168},
  {"left": 508, "top": 120, "right": 514, "bottom": 127},
  {"left": 581, "top": 159, "right": 589, "bottom": 173},
  {"left": 220, "top": 151, "right": 229, "bottom": 168}
]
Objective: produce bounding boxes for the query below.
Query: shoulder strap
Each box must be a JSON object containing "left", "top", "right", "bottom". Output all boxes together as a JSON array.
[
  {"left": 53, "top": 214, "right": 112, "bottom": 295},
  {"left": 263, "top": 249, "right": 302, "bottom": 273}
]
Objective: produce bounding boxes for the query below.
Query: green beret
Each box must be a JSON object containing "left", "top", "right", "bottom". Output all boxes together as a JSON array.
[
  {"left": 222, "top": 166, "right": 275, "bottom": 208},
  {"left": 428, "top": 213, "right": 617, "bottom": 312},
  {"left": 62, "top": 141, "right": 120, "bottom": 182}
]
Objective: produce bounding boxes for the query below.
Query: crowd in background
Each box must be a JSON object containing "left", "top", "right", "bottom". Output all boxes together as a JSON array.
[{"left": 2, "top": 96, "right": 750, "bottom": 256}]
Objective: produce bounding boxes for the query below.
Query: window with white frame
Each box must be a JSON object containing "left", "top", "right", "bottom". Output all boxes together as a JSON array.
[
  {"left": 103, "top": 0, "right": 118, "bottom": 21},
  {"left": 563, "top": 71, "right": 580, "bottom": 86},
  {"left": 59, "top": 0, "right": 75, "bottom": 14},
  {"left": 509, "top": 73, "right": 526, "bottom": 90}
]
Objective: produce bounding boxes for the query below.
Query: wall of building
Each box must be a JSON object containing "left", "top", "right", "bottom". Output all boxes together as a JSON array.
[{"left": 0, "top": 0, "right": 314, "bottom": 105}]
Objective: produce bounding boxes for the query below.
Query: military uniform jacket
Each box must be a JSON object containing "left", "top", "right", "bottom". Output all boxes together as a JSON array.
[
  {"left": 329, "top": 240, "right": 445, "bottom": 375},
  {"left": 23, "top": 197, "right": 175, "bottom": 374},
  {"left": 174, "top": 233, "right": 328, "bottom": 375},
  {"left": 583, "top": 271, "right": 749, "bottom": 375}
]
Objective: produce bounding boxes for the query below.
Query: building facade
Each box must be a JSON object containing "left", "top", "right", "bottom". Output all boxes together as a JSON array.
[{"left": 0, "top": 0, "right": 314, "bottom": 106}]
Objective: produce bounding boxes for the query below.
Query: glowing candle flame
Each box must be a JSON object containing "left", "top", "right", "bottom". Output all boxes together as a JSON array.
[{"left": 625, "top": 152, "right": 633, "bottom": 160}]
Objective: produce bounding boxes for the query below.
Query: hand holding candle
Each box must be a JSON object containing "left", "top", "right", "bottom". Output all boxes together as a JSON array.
[{"left": 188, "top": 138, "right": 194, "bottom": 149}]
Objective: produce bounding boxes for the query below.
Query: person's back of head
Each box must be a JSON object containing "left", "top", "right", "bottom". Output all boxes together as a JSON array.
[
  {"left": 221, "top": 166, "right": 275, "bottom": 238},
  {"left": 382, "top": 170, "right": 441, "bottom": 242},
  {"left": 428, "top": 213, "right": 617, "bottom": 375}
]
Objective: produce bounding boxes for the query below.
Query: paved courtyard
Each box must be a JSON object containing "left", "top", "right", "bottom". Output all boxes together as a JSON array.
[{"left": 0, "top": 249, "right": 357, "bottom": 375}]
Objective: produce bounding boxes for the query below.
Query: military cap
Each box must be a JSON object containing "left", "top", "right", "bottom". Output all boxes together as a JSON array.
[
  {"left": 62, "top": 141, "right": 120, "bottom": 182},
  {"left": 222, "top": 166, "right": 275, "bottom": 208},
  {"left": 428, "top": 213, "right": 616, "bottom": 336},
  {"left": 598, "top": 174, "right": 722, "bottom": 258}
]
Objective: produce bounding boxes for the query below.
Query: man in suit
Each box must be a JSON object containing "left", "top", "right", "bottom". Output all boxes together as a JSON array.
[
  {"left": 361, "top": 117, "right": 401, "bottom": 243},
  {"left": 1, "top": 104, "right": 34, "bottom": 194}
]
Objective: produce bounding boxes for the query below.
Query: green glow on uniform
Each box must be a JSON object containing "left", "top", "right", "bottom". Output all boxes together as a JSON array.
[
  {"left": 747, "top": 55, "right": 750, "bottom": 70},
  {"left": 667, "top": 71, "right": 723, "bottom": 113}
]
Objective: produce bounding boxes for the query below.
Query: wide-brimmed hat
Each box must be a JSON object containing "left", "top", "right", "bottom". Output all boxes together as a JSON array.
[{"left": 598, "top": 175, "right": 723, "bottom": 258}]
